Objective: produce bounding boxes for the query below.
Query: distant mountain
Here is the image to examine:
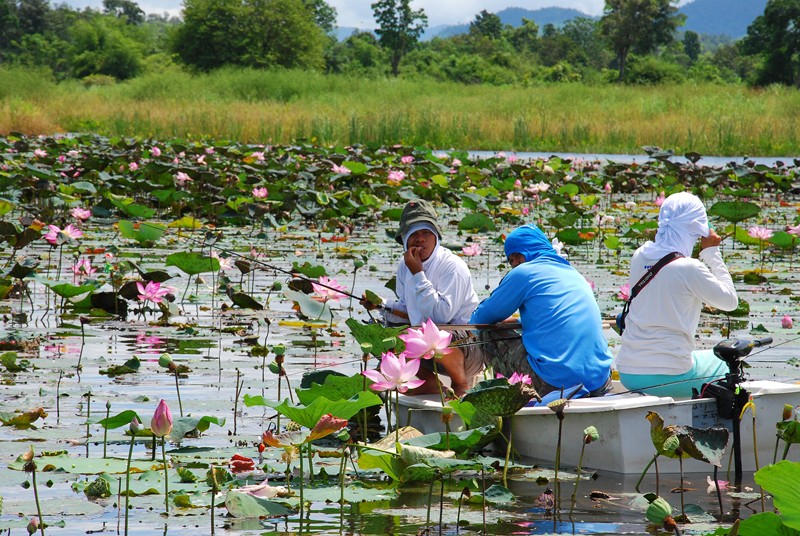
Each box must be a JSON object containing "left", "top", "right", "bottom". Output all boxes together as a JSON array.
[
  {"left": 335, "top": 1, "right": 767, "bottom": 43},
  {"left": 678, "top": 0, "right": 767, "bottom": 38},
  {"left": 425, "top": 6, "right": 591, "bottom": 40}
]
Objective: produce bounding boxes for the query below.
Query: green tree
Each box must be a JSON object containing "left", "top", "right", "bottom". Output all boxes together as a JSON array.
[
  {"left": 682, "top": 30, "right": 700, "bottom": 63},
  {"left": 469, "top": 9, "right": 502, "bottom": 40},
  {"left": 371, "top": 0, "right": 427, "bottom": 76},
  {"left": 68, "top": 16, "right": 143, "bottom": 79},
  {"left": 0, "top": 0, "right": 20, "bottom": 53},
  {"left": 505, "top": 18, "right": 538, "bottom": 56},
  {"left": 326, "top": 30, "right": 386, "bottom": 75},
  {"left": 172, "top": 0, "right": 325, "bottom": 71},
  {"left": 562, "top": 17, "right": 611, "bottom": 70},
  {"left": 600, "top": 0, "right": 685, "bottom": 81},
  {"left": 103, "top": 0, "right": 145, "bottom": 25},
  {"left": 17, "top": 0, "right": 50, "bottom": 35},
  {"left": 741, "top": 0, "right": 800, "bottom": 86},
  {"left": 302, "top": 0, "right": 336, "bottom": 34}
]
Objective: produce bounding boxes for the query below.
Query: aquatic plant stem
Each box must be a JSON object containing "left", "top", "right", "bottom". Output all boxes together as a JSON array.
[
  {"left": 56, "top": 370, "right": 63, "bottom": 424},
  {"left": 103, "top": 400, "right": 110, "bottom": 458},
  {"left": 569, "top": 441, "right": 588, "bottom": 517},
  {"left": 124, "top": 431, "right": 135, "bottom": 535},
  {"left": 31, "top": 466, "right": 45, "bottom": 536},
  {"left": 554, "top": 412, "right": 564, "bottom": 514},
  {"left": 299, "top": 445, "right": 305, "bottom": 520},
  {"left": 173, "top": 367, "right": 183, "bottom": 417},
  {"left": 210, "top": 463, "right": 217, "bottom": 535},
  {"left": 635, "top": 454, "right": 658, "bottom": 493},
  {"left": 394, "top": 390, "right": 400, "bottom": 443},
  {"left": 438, "top": 474, "right": 444, "bottom": 536},
  {"left": 503, "top": 417, "right": 513, "bottom": 487},
  {"left": 431, "top": 359, "right": 451, "bottom": 450},
  {"left": 161, "top": 438, "right": 169, "bottom": 515},
  {"left": 85, "top": 391, "right": 92, "bottom": 458}
]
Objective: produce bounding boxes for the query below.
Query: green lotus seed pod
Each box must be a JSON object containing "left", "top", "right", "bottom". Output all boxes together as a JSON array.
[
  {"left": 158, "top": 353, "right": 173, "bottom": 368},
  {"left": 272, "top": 344, "right": 286, "bottom": 356},
  {"left": 646, "top": 496, "right": 673, "bottom": 525}
]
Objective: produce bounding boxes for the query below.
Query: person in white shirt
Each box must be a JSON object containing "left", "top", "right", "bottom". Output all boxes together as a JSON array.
[
  {"left": 615, "top": 192, "right": 739, "bottom": 398},
  {"left": 362, "top": 200, "right": 481, "bottom": 397}
]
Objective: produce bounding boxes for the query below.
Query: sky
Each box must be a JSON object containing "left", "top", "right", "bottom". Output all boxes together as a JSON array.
[{"left": 58, "top": 0, "right": 692, "bottom": 29}]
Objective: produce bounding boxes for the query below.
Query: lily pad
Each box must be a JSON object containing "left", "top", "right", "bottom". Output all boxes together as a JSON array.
[{"left": 462, "top": 378, "right": 537, "bottom": 418}]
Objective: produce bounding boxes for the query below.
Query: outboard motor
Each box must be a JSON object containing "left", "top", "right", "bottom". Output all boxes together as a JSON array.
[{"left": 700, "top": 337, "right": 772, "bottom": 484}]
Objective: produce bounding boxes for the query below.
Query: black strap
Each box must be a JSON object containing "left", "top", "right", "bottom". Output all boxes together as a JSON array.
[{"left": 629, "top": 251, "right": 684, "bottom": 300}]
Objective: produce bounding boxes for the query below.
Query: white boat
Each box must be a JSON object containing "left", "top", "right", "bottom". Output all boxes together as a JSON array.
[{"left": 398, "top": 379, "right": 800, "bottom": 475}]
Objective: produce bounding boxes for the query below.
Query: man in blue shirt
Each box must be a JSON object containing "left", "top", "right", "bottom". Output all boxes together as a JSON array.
[{"left": 470, "top": 224, "right": 612, "bottom": 397}]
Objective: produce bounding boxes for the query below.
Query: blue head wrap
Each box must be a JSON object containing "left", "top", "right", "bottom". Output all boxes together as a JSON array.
[{"left": 504, "top": 224, "right": 570, "bottom": 266}]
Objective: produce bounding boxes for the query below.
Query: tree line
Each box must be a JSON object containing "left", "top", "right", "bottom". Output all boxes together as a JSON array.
[{"left": 0, "top": 0, "right": 798, "bottom": 87}]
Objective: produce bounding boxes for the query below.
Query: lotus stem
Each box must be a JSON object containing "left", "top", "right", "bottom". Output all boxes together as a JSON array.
[
  {"left": 29, "top": 459, "right": 45, "bottom": 536},
  {"left": 85, "top": 392, "right": 92, "bottom": 458},
  {"left": 210, "top": 463, "right": 216, "bottom": 535},
  {"left": 299, "top": 445, "right": 305, "bottom": 520},
  {"left": 481, "top": 467, "right": 487, "bottom": 534},
  {"left": 635, "top": 454, "right": 658, "bottom": 493},
  {"left": 503, "top": 416, "right": 514, "bottom": 487},
  {"left": 174, "top": 367, "right": 183, "bottom": 417},
  {"left": 438, "top": 474, "right": 444, "bottom": 536},
  {"left": 679, "top": 454, "right": 685, "bottom": 520},
  {"left": 308, "top": 444, "right": 315, "bottom": 484},
  {"left": 161, "top": 437, "right": 169, "bottom": 515},
  {"left": 570, "top": 440, "right": 588, "bottom": 518},
  {"left": 56, "top": 370, "right": 63, "bottom": 424},
  {"left": 554, "top": 413, "right": 564, "bottom": 514},
  {"left": 431, "top": 359, "right": 451, "bottom": 450},
  {"left": 426, "top": 474, "right": 435, "bottom": 531},
  {"left": 103, "top": 400, "right": 110, "bottom": 458},
  {"left": 124, "top": 431, "right": 135, "bottom": 535},
  {"left": 394, "top": 390, "right": 400, "bottom": 444},
  {"left": 714, "top": 466, "right": 723, "bottom": 518},
  {"left": 233, "top": 369, "right": 242, "bottom": 435}
]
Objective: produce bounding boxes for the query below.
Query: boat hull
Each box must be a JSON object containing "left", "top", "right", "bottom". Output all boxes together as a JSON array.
[{"left": 397, "top": 380, "right": 800, "bottom": 474}]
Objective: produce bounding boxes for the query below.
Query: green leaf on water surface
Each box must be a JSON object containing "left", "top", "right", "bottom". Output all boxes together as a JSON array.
[
  {"left": 482, "top": 484, "right": 516, "bottom": 504},
  {"left": 10, "top": 453, "right": 158, "bottom": 474},
  {"left": 169, "top": 415, "right": 226, "bottom": 442},
  {"left": 708, "top": 201, "right": 761, "bottom": 224},
  {"left": 291, "top": 261, "right": 327, "bottom": 278},
  {"left": 99, "top": 355, "right": 140, "bottom": 376},
  {"left": 0, "top": 351, "right": 30, "bottom": 372},
  {"left": 0, "top": 198, "right": 14, "bottom": 216},
  {"left": 284, "top": 289, "right": 333, "bottom": 323},
  {"left": 296, "top": 373, "right": 373, "bottom": 406},
  {"left": 228, "top": 290, "right": 263, "bottom": 310},
  {"left": 177, "top": 466, "right": 198, "bottom": 483},
  {"left": 118, "top": 220, "right": 166, "bottom": 244},
  {"left": 6, "top": 257, "right": 39, "bottom": 279},
  {"left": 166, "top": 251, "right": 219, "bottom": 275},
  {"left": 458, "top": 212, "right": 496, "bottom": 232},
  {"left": 298, "top": 481, "right": 398, "bottom": 504},
  {"left": 108, "top": 195, "right": 156, "bottom": 219},
  {"left": 604, "top": 235, "right": 621, "bottom": 251},
  {"left": 94, "top": 409, "right": 142, "bottom": 429},
  {"left": 771, "top": 231, "right": 799, "bottom": 250},
  {"left": 341, "top": 161, "right": 368, "bottom": 175},
  {"left": 715, "top": 512, "right": 800, "bottom": 536},
  {"left": 45, "top": 280, "right": 100, "bottom": 298},
  {"left": 557, "top": 183, "right": 580, "bottom": 198},
  {"left": 401, "top": 426, "right": 494, "bottom": 455},
  {"left": 225, "top": 490, "right": 294, "bottom": 518},
  {"left": 244, "top": 391, "right": 382, "bottom": 430},
  {"left": 84, "top": 473, "right": 113, "bottom": 498},
  {"left": 0, "top": 407, "right": 46, "bottom": 429},
  {"left": 357, "top": 449, "right": 402, "bottom": 482},
  {"left": 345, "top": 318, "right": 406, "bottom": 357},
  {"left": 556, "top": 227, "right": 593, "bottom": 246},
  {"left": 400, "top": 458, "right": 485, "bottom": 483},
  {"left": 173, "top": 493, "right": 204, "bottom": 508},
  {"left": 168, "top": 216, "right": 204, "bottom": 229},
  {"left": 755, "top": 461, "right": 800, "bottom": 531}
]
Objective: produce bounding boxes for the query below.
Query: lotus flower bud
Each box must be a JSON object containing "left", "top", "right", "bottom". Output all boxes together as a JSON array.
[
  {"left": 151, "top": 399, "right": 173, "bottom": 438},
  {"left": 130, "top": 417, "right": 141, "bottom": 434},
  {"left": 26, "top": 516, "right": 39, "bottom": 535},
  {"left": 158, "top": 353, "right": 173, "bottom": 368}
]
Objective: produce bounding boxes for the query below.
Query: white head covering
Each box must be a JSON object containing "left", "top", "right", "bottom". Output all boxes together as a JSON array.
[
  {"left": 640, "top": 192, "right": 710, "bottom": 259},
  {"left": 403, "top": 222, "right": 440, "bottom": 251}
]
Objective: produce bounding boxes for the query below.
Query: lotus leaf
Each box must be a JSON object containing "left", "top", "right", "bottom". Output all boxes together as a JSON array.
[
  {"left": 462, "top": 378, "right": 536, "bottom": 418},
  {"left": 166, "top": 251, "right": 219, "bottom": 275},
  {"left": 458, "top": 212, "right": 496, "bottom": 232},
  {"left": 285, "top": 289, "right": 333, "bottom": 322},
  {"left": 225, "top": 491, "right": 293, "bottom": 518},
  {"left": 45, "top": 281, "right": 99, "bottom": 299},
  {"left": 400, "top": 459, "right": 484, "bottom": 483},
  {"left": 0, "top": 352, "right": 29, "bottom": 372},
  {"left": 296, "top": 372, "right": 372, "bottom": 406},
  {"left": 0, "top": 407, "right": 46, "bottom": 429},
  {"left": 169, "top": 415, "right": 226, "bottom": 442},
  {"left": 646, "top": 411, "right": 729, "bottom": 466},
  {"left": 99, "top": 356, "right": 140, "bottom": 376},
  {"left": 401, "top": 426, "right": 495, "bottom": 455},
  {"left": 244, "top": 391, "right": 381, "bottom": 430},
  {"left": 755, "top": 461, "right": 800, "bottom": 531},
  {"left": 345, "top": 318, "right": 405, "bottom": 357},
  {"left": 770, "top": 231, "right": 799, "bottom": 250},
  {"left": 482, "top": 484, "right": 515, "bottom": 504},
  {"left": 83, "top": 474, "right": 113, "bottom": 498},
  {"left": 119, "top": 220, "right": 166, "bottom": 244},
  {"left": 708, "top": 201, "right": 761, "bottom": 224}
]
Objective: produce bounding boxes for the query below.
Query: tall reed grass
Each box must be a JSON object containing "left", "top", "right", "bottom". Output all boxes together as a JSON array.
[{"left": 1, "top": 66, "right": 798, "bottom": 156}]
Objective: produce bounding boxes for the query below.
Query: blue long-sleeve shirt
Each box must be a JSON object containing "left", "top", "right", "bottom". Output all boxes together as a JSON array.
[{"left": 470, "top": 256, "right": 612, "bottom": 393}]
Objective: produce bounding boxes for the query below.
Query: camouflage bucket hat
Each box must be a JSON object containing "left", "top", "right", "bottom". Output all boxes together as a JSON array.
[{"left": 394, "top": 199, "right": 443, "bottom": 245}]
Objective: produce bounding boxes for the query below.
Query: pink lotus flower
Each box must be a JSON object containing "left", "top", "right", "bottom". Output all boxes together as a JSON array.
[
  {"left": 387, "top": 170, "right": 406, "bottom": 185},
  {"left": 399, "top": 319, "right": 453, "bottom": 360},
  {"left": 151, "top": 399, "right": 173, "bottom": 437},
  {"left": 128, "top": 162, "right": 139, "bottom": 172},
  {"left": 44, "top": 224, "right": 83, "bottom": 245},
  {"left": 462, "top": 243, "right": 483, "bottom": 257},
  {"left": 618, "top": 283, "right": 631, "bottom": 301},
  {"left": 251, "top": 151, "right": 265, "bottom": 161},
  {"left": 232, "top": 482, "right": 285, "bottom": 499},
  {"left": 748, "top": 226, "right": 774, "bottom": 241},
  {"left": 136, "top": 281, "right": 171, "bottom": 304},
  {"left": 174, "top": 171, "right": 192, "bottom": 186},
  {"left": 210, "top": 250, "right": 234, "bottom": 271},
  {"left": 71, "top": 207, "right": 91, "bottom": 221},
  {"left": 151, "top": 146, "right": 161, "bottom": 157},
  {"left": 586, "top": 278, "right": 596, "bottom": 292},
  {"left": 655, "top": 191, "right": 666, "bottom": 206},
  {"left": 363, "top": 351, "right": 426, "bottom": 393},
  {"left": 788, "top": 223, "right": 800, "bottom": 236},
  {"left": 332, "top": 163, "right": 351, "bottom": 175},
  {"left": 706, "top": 475, "right": 729, "bottom": 493},
  {"left": 197, "top": 154, "right": 206, "bottom": 164},
  {"left": 312, "top": 276, "right": 348, "bottom": 301},
  {"left": 604, "top": 182, "right": 611, "bottom": 193},
  {"left": 783, "top": 315, "right": 793, "bottom": 329},
  {"left": 522, "top": 207, "right": 530, "bottom": 216},
  {"left": 507, "top": 154, "right": 518, "bottom": 163},
  {"left": 34, "top": 149, "right": 47, "bottom": 158},
  {"left": 496, "top": 372, "right": 533, "bottom": 385},
  {"left": 252, "top": 187, "right": 268, "bottom": 199},
  {"left": 400, "top": 155, "right": 414, "bottom": 165},
  {"left": 71, "top": 258, "right": 97, "bottom": 277},
  {"left": 514, "top": 179, "right": 522, "bottom": 188}
]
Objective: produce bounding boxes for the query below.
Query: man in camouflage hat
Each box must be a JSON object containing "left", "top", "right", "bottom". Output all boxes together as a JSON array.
[{"left": 363, "top": 199, "right": 482, "bottom": 397}]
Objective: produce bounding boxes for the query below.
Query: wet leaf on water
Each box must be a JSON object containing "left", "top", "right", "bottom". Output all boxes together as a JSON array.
[
  {"left": 225, "top": 490, "right": 294, "bottom": 518},
  {"left": 0, "top": 407, "right": 47, "bottom": 429},
  {"left": 99, "top": 356, "right": 141, "bottom": 376}
]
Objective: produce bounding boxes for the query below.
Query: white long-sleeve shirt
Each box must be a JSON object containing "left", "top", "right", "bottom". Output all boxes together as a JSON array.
[
  {"left": 615, "top": 246, "right": 738, "bottom": 375},
  {"left": 384, "top": 245, "right": 478, "bottom": 326}
]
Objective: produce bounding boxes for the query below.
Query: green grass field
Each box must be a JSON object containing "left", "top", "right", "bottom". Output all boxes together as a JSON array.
[{"left": 2, "top": 66, "right": 799, "bottom": 156}]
